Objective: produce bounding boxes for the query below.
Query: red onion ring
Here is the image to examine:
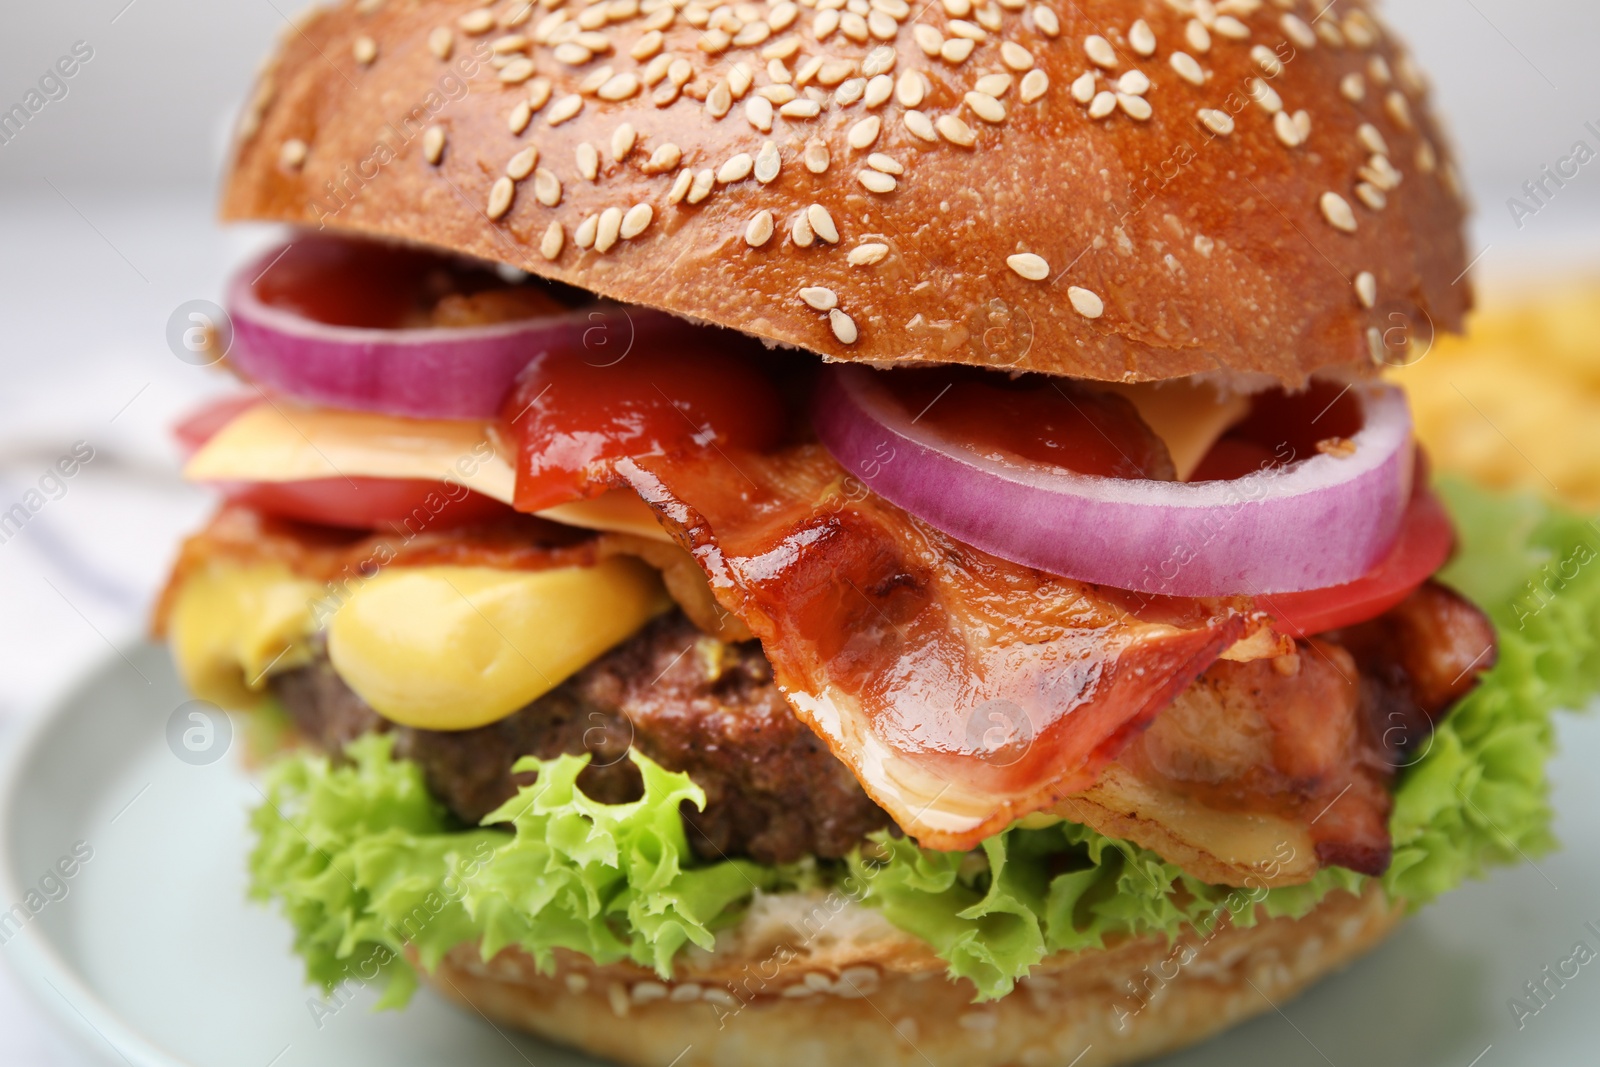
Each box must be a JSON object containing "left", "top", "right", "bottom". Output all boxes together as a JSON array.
[
  {"left": 223, "top": 244, "right": 690, "bottom": 420},
  {"left": 815, "top": 366, "right": 1415, "bottom": 597}
]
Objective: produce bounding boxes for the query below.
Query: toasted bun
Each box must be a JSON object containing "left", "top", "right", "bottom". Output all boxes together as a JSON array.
[
  {"left": 224, "top": 0, "right": 1468, "bottom": 385},
  {"left": 420, "top": 882, "right": 1400, "bottom": 1066}
]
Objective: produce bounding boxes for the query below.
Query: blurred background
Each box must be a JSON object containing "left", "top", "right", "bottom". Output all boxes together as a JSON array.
[{"left": 1, "top": 0, "right": 1597, "bottom": 1062}]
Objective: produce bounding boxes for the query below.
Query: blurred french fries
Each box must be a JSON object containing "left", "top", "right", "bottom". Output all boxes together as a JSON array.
[{"left": 1391, "top": 278, "right": 1600, "bottom": 512}]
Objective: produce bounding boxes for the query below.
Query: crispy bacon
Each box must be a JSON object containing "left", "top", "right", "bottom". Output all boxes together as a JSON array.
[{"left": 614, "top": 445, "right": 1281, "bottom": 852}]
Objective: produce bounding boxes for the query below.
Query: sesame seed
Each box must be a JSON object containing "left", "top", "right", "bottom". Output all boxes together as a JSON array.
[
  {"left": 1249, "top": 78, "right": 1282, "bottom": 113},
  {"left": 669, "top": 58, "right": 693, "bottom": 86},
  {"left": 948, "top": 18, "right": 986, "bottom": 41},
  {"left": 976, "top": 73, "right": 1013, "bottom": 97},
  {"left": 840, "top": 11, "right": 870, "bottom": 42},
  {"left": 858, "top": 169, "right": 897, "bottom": 193},
  {"left": 1198, "top": 108, "right": 1234, "bottom": 135},
  {"left": 1317, "top": 18, "right": 1345, "bottom": 47},
  {"left": 791, "top": 211, "right": 815, "bottom": 247},
  {"left": 458, "top": 9, "right": 495, "bottom": 34},
  {"left": 428, "top": 27, "right": 454, "bottom": 60},
  {"left": 1280, "top": 13, "right": 1315, "bottom": 49},
  {"left": 941, "top": 37, "right": 975, "bottom": 63},
  {"left": 847, "top": 116, "right": 881, "bottom": 148},
  {"left": 573, "top": 142, "right": 598, "bottom": 181},
  {"left": 1070, "top": 71, "right": 1095, "bottom": 103},
  {"left": 1170, "top": 51, "right": 1204, "bottom": 86},
  {"left": 1129, "top": 18, "right": 1156, "bottom": 56},
  {"left": 554, "top": 42, "right": 592, "bottom": 65},
  {"left": 528, "top": 78, "right": 553, "bottom": 111},
  {"left": 1185, "top": 19, "right": 1211, "bottom": 53},
  {"left": 1001, "top": 42, "right": 1034, "bottom": 71},
  {"left": 1019, "top": 69, "right": 1048, "bottom": 102},
  {"left": 540, "top": 221, "right": 564, "bottom": 260},
  {"left": 598, "top": 72, "right": 641, "bottom": 100},
  {"left": 1319, "top": 191, "right": 1357, "bottom": 232},
  {"left": 868, "top": 152, "right": 902, "bottom": 173},
  {"left": 699, "top": 27, "right": 733, "bottom": 52},
  {"left": 621, "top": 203, "right": 654, "bottom": 239},
  {"left": 631, "top": 29, "right": 665, "bottom": 60},
  {"left": 1084, "top": 35, "right": 1117, "bottom": 69},
  {"left": 862, "top": 44, "right": 896, "bottom": 77},
  {"left": 808, "top": 203, "right": 839, "bottom": 243},
  {"left": 1385, "top": 91, "right": 1413, "bottom": 130},
  {"left": 548, "top": 94, "right": 583, "bottom": 125},
  {"left": 849, "top": 242, "right": 889, "bottom": 265},
  {"left": 756, "top": 139, "right": 782, "bottom": 182},
  {"left": 667, "top": 169, "right": 693, "bottom": 204},
  {"left": 904, "top": 109, "right": 937, "bottom": 141},
  {"left": 804, "top": 137, "right": 831, "bottom": 172},
  {"left": 706, "top": 80, "right": 733, "bottom": 118},
  {"left": 1250, "top": 45, "right": 1283, "bottom": 77},
  {"left": 759, "top": 83, "right": 797, "bottom": 104},
  {"left": 420, "top": 126, "right": 446, "bottom": 166},
  {"left": 611, "top": 123, "right": 636, "bottom": 161},
  {"left": 735, "top": 20, "right": 774, "bottom": 46},
  {"left": 1033, "top": 6, "right": 1060, "bottom": 37},
  {"left": 1354, "top": 182, "right": 1387, "bottom": 210},
  {"left": 1416, "top": 140, "right": 1438, "bottom": 174},
  {"left": 746, "top": 95, "right": 775, "bottom": 131},
  {"left": 579, "top": 65, "right": 617, "bottom": 95},
  {"left": 781, "top": 98, "right": 823, "bottom": 118},
  {"left": 1365, "top": 326, "right": 1384, "bottom": 362},
  {"left": 595, "top": 206, "right": 623, "bottom": 252},
  {"left": 1272, "top": 110, "right": 1301, "bottom": 146},
  {"left": 487, "top": 176, "right": 515, "bottom": 220},
  {"left": 937, "top": 114, "right": 977, "bottom": 146},
  {"left": 1068, "top": 286, "right": 1104, "bottom": 318},
  {"left": 718, "top": 153, "right": 754, "bottom": 183},
  {"left": 913, "top": 24, "right": 943, "bottom": 55},
  {"left": 353, "top": 36, "right": 378, "bottom": 65},
  {"left": 800, "top": 286, "right": 838, "bottom": 310},
  {"left": 644, "top": 142, "right": 683, "bottom": 173},
  {"left": 1194, "top": 234, "right": 1214, "bottom": 256},
  {"left": 835, "top": 78, "right": 867, "bottom": 105},
  {"left": 865, "top": 74, "right": 893, "bottom": 107},
  {"left": 965, "top": 92, "right": 1006, "bottom": 123},
  {"left": 896, "top": 69, "right": 926, "bottom": 107},
  {"left": 1006, "top": 252, "right": 1049, "bottom": 280},
  {"left": 829, "top": 308, "right": 859, "bottom": 344},
  {"left": 746, "top": 210, "right": 775, "bottom": 246},
  {"left": 1340, "top": 72, "right": 1364, "bottom": 101},
  {"left": 762, "top": 36, "right": 801, "bottom": 61},
  {"left": 508, "top": 145, "right": 539, "bottom": 179},
  {"left": 1344, "top": 11, "right": 1377, "bottom": 48},
  {"left": 1213, "top": 15, "right": 1249, "bottom": 39},
  {"left": 1088, "top": 91, "right": 1116, "bottom": 119},
  {"left": 811, "top": 9, "right": 841, "bottom": 40},
  {"left": 1355, "top": 271, "right": 1377, "bottom": 308},
  {"left": 1360, "top": 154, "right": 1401, "bottom": 191},
  {"left": 1357, "top": 123, "right": 1388, "bottom": 156},
  {"left": 769, "top": 1, "right": 799, "bottom": 31},
  {"left": 279, "top": 138, "right": 308, "bottom": 170},
  {"left": 508, "top": 100, "right": 533, "bottom": 134},
  {"left": 1118, "top": 93, "right": 1152, "bottom": 121},
  {"left": 1117, "top": 70, "right": 1150, "bottom": 95},
  {"left": 1398, "top": 54, "right": 1428, "bottom": 95},
  {"left": 943, "top": 0, "right": 970, "bottom": 14},
  {"left": 818, "top": 59, "right": 857, "bottom": 86},
  {"left": 499, "top": 57, "right": 536, "bottom": 84},
  {"left": 533, "top": 168, "right": 562, "bottom": 206}
]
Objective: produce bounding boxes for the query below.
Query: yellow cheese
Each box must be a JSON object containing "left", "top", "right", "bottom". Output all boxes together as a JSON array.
[
  {"left": 1101, "top": 379, "right": 1251, "bottom": 481},
  {"left": 327, "top": 559, "right": 671, "bottom": 730},
  {"left": 183, "top": 401, "right": 672, "bottom": 541},
  {"left": 167, "top": 563, "right": 324, "bottom": 708}
]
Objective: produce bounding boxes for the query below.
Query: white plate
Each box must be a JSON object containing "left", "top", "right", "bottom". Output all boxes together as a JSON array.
[{"left": 3, "top": 644, "right": 1598, "bottom": 1067}]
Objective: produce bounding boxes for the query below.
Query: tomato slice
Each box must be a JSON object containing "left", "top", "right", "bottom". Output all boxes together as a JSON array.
[
  {"left": 504, "top": 338, "right": 785, "bottom": 513},
  {"left": 175, "top": 396, "right": 517, "bottom": 532},
  {"left": 1262, "top": 482, "right": 1456, "bottom": 638}
]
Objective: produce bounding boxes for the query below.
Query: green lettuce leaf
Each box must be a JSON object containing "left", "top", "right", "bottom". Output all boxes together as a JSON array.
[{"left": 249, "top": 480, "right": 1600, "bottom": 1006}]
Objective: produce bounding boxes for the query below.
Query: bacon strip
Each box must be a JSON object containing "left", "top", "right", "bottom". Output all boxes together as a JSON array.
[{"left": 615, "top": 445, "right": 1276, "bottom": 852}]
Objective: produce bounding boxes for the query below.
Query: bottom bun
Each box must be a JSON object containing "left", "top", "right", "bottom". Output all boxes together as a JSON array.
[{"left": 418, "top": 883, "right": 1402, "bottom": 1067}]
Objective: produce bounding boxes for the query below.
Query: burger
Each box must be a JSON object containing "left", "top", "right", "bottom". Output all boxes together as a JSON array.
[{"left": 154, "top": 0, "right": 1600, "bottom": 1063}]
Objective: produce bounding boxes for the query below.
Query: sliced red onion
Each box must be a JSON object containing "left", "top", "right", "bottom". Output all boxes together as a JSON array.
[
  {"left": 815, "top": 366, "right": 1415, "bottom": 596},
  {"left": 223, "top": 244, "right": 688, "bottom": 420}
]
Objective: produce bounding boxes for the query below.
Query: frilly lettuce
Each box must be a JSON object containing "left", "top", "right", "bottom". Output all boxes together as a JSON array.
[{"left": 249, "top": 479, "right": 1599, "bottom": 1005}]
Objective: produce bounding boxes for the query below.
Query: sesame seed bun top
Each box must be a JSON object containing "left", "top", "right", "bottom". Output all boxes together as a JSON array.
[{"left": 222, "top": 0, "right": 1470, "bottom": 386}]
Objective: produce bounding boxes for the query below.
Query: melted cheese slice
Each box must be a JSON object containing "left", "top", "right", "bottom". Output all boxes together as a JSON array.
[
  {"left": 184, "top": 401, "right": 671, "bottom": 541},
  {"left": 1101, "top": 379, "right": 1251, "bottom": 481},
  {"left": 166, "top": 558, "right": 670, "bottom": 730}
]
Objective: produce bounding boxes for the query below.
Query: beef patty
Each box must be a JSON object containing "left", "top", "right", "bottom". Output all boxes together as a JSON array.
[{"left": 273, "top": 612, "right": 894, "bottom": 865}]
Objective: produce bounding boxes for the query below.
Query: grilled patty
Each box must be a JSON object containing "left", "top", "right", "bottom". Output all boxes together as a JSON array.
[{"left": 273, "top": 612, "right": 894, "bottom": 865}]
